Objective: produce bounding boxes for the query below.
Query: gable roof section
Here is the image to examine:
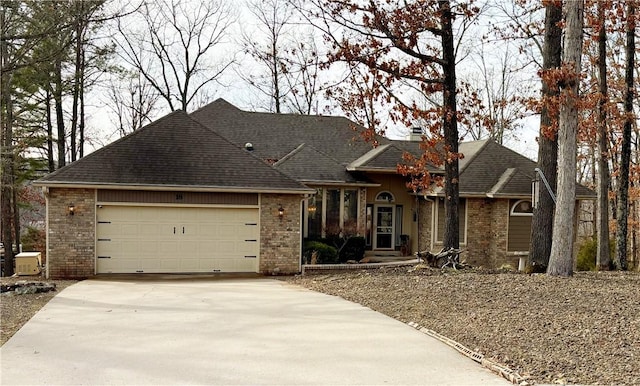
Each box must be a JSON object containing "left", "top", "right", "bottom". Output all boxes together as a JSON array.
[
  {"left": 426, "top": 139, "right": 594, "bottom": 198},
  {"left": 348, "top": 141, "right": 442, "bottom": 173},
  {"left": 36, "top": 110, "right": 312, "bottom": 193},
  {"left": 274, "top": 144, "right": 376, "bottom": 185}
]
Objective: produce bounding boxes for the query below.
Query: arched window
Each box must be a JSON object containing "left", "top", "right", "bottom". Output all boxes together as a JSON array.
[
  {"left": 511, "top": 200, "right": 533, "bottom": 216},
  {"left": 375, "top": 191, "right": 395, "bottom": 203}
]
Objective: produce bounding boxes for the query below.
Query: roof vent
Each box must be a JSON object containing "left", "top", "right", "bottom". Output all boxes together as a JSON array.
[{"left": 245, "top": 142, "right": 254, "bottom": 151}]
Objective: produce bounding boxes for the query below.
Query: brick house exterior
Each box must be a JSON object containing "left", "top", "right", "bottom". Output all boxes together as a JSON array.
[{"left": 36, "top": 99, "right": 593, "bottom": 278}]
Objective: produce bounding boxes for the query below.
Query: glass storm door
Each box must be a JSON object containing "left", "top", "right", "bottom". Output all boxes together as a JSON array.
[{"left": 374, "top": 205, "right": 394, "bottom": 249}]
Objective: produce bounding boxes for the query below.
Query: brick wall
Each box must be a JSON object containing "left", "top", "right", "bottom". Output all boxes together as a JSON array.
[
  {"left": 421, "top": 197, "right": 517, "bottom": 269},
  {"left": 465, "top": 198, "right": 493, "bottom": 266},
  {"left": 489, "top": 199, "right": 511, "bottom": 268},
  {"left": 260, "top": 194, "right": 303, "bottom": 274},
  {"left": 47, "top": 188, "right": 96, "bottom": 279}
]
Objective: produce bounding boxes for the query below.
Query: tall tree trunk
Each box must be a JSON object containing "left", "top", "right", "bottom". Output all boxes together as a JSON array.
[
  {"left": 271, "top": 40, "right": 281, "bottom": 113},
  {"left": 1, "top": 8, "right": 16, "bottom": 275},
  {"left": 440, "top": 0, "right": 460, "bottom": 249},
  {"left": 54, "top": 56, "right": 66, "bottom": 168},
  {"left": 596, "top": 2, "right": 611, "bottom": 270},
  {"left": 46, "top": 89, "right": 55, "bottom": 172},
  {"left": 79, "top": 64, "right": 85, "bottom": 158},
  {"left": 70, "top": 11, "right": 81, "bottom": 162},
  {"left": 528, "top": 1, "right": 562, "bottom": 270},
  {"left": 615, "top": 0, "right": 635, "bottom": 271},
  {"left": 548, "top": 0, "right": 584, "bottom": 277}
]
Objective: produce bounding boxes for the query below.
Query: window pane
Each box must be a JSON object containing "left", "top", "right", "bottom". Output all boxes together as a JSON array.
[
  {"left": 307, "top": 188, "right": 323, "bottom": 239},
  {"left": 395, "top": 205, "right": 403, "bottom": 245},
  {"left": 343, "top": 189, "right": 358, "bottom": 234},
  {"left": 326, "top": 189, "right": 341, "bottom": 235}
]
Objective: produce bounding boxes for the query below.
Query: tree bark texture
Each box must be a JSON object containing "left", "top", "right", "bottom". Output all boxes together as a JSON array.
[
  {"left": 440, "top": 0, "right": 460, "bottom": 249},
  {"left": 1, "top": 8, "right": 16, "bottom": 275},
  {"left": 596, "top": 2, "right": 611, "bottom": 270},
  {"left": 548, "top": 0, "right": 584, "bottom": 277},
  {"left": 54, "top": 56, "right": 65, "bottom": 168},
  {"left": 528, "top": 1, "right": 562, "bottom": 270},
  {"left": 615, "top": 1, "right": 635, "bottom": 271}
]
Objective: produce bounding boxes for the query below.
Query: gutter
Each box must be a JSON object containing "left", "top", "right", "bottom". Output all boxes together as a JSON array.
[{"left": 32, "top": 182, "right": 315, "bottom": 195}]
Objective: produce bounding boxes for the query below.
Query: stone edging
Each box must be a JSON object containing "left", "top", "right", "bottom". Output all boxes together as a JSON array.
[{"left": 407, "top": 322, "right": 531, "bottom": 385}]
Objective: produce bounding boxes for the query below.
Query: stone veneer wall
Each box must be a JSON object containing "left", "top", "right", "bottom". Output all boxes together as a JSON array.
[
  {"left": 260, "top": 194, "right": 303, "bottom": 274},
  {"left": 47, "top": 188, "right": 96, "bottom": 279},
  {"left": 358, "top": 187, "right": 367, "bottom": 235}
]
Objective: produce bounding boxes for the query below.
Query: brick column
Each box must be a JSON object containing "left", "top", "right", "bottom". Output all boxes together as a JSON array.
[
  {"left": 260, "top": 194, "right": 303, "bottom": 274},
  {"left": 47, "top": 188, "right": 96, "bottom": 279}
]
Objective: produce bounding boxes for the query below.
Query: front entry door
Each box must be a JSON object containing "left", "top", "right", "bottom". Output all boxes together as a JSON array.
[{"left": 374, "top": 205, "right": 394, "bottom": 249}]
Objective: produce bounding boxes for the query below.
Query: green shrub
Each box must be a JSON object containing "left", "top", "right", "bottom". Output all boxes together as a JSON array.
[
  {"left": 338, "top": 236, "right": 366, "bottom": 262},
  {"left": 576, "top": 237, "right": 615, "bottom": 271},
  {"left": 303, "top": 241, "right": 338, "bottom": 264}
]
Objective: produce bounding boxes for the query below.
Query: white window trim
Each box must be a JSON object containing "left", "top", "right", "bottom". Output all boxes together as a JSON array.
[
  {"left": 510, "top": 200, "right": 534, "bottom": 217},
  {"left": 375, "top": 191, "right": 395, "bottom": 203}
]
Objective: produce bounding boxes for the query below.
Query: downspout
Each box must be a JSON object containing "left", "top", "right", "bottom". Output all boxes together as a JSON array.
[{"left": 42, "top": 187, "right": 50, "bottom": 279}]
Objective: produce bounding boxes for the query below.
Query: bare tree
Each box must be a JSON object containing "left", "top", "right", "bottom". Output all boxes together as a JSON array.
[
  {"left": 240, "top": 0, "right": 294, "bottom": 113},
  {"left": 614, "top": 0, "right": 636, "bottom": 271},
  {"left": 548, "top": 0, "right": 584, "bottom": 277},
  {"left": 106, "top": 69, "right": 160, "bottom": 137},
  {"left": 595, "top": 1, "right": 611, "bottom": 270},
  {"left": 116, "top": 0, "right": 236, "bottom": 112},
  {"left": 240, "top": 0, "right": 325, "bottom": 114},
  {"left": 464, "top": 43, "right": 526, "bottom": 144},
  {"left": 527, "top": 1, "right": 561, "bottom": 271},
  {"left": 304, "top": 0, "right": 479, "bottom": 249}
]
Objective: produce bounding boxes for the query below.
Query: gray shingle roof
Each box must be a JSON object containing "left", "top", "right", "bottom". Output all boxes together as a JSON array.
[
  {"left": 37, "top": 110, "right": 312, "bottom": 193},
  {"left": 274, "top": 144, "right": 372, "bottom": 184},
  {"left": 190, "top": 99, "right": 389, "bottom": 166}
]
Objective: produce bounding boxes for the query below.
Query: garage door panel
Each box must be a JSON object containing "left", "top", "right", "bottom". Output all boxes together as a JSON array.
[{"left": 96, "top": 206, "right": 260, "bottom": 274}]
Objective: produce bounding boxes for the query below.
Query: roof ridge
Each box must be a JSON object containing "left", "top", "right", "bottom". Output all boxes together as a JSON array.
[
  {"left": 488, "top": 167, "right": 517, "bottom": 195},
  {"left": 459, "top": 139, "right": 491, "bottom": 173},
  {"left": 273, "top": 143, "right": 306, "bottom": 166},
  {"left": 347, "top": 144, "right": 391, "bottom": 170}
]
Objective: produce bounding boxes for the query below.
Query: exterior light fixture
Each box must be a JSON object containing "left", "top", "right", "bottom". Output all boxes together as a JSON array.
[
  {"left": 278, "top": 205, "right": 285, "bottom": 219},
  {"left": 308, "top": 204, "right": 317, "bottom": 214},
  {"left": 68, "top": 203, "right": 75, "bottom": 216}
]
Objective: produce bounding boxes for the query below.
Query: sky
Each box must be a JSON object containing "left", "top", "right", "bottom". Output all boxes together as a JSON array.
[{"left": 85, "top": 0, "right": 542, "bottom": 161}]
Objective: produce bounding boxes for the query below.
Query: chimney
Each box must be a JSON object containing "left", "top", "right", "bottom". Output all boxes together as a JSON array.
[{"left": 408, "top": 127, "right": 423, "bottom": 141}]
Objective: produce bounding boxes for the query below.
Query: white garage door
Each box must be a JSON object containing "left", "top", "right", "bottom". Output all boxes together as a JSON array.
[{"left": 96, "top": 206, "right": 259, "bottom": 274}]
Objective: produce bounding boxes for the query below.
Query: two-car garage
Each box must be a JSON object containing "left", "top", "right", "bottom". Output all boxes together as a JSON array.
[{"left": 95, "top": 202, "right": 260, "bottom": 274}]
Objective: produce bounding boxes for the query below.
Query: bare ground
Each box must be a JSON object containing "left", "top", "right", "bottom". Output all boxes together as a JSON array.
[
  {"left": 283, "top": 267, "right": 640, "bottom": 385},
  {"left": 1, "top": 270, "right": 638, "bottom": 385}
]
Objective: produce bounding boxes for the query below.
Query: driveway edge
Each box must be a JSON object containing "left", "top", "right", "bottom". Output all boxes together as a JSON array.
[{"left": 407, "top": 322, "right": 531, "bottom": 385}]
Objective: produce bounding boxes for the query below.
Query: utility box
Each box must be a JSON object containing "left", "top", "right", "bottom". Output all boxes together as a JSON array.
[{"left": 15, "top": 252, "right": 42, "bottom": 276}]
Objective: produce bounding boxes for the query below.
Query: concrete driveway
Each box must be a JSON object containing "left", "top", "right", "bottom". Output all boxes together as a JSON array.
[{"left": 0, "top": 278, "right": 509, "bottom": 385}]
